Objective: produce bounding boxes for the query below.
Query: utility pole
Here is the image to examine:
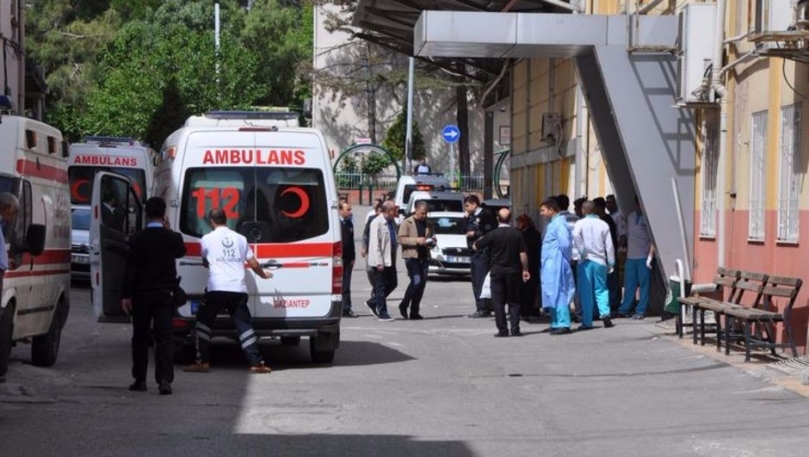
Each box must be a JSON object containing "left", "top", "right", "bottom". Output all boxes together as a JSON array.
[
  {"left": 214, "top": 2, "right": 221, "bottom": 101},
  {"left": 404, "top": 57, "right": 415, "bottom": 174}
]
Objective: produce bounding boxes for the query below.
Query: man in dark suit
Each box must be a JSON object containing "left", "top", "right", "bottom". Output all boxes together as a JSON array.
[
  {"left": 101, "top": 188, "right": 125, "bottom": 232},
  {"left": 122, "top": 197, "right": 186, "bottom": 395},
  {"left": 339, "top": 201, "right": 358, "bottom": 317}
]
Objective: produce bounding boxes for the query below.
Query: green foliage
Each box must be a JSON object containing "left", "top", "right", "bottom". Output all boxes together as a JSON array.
[
  {"left": 361, "top": 152, "right": 390, "bottom": 177},
  {"left": 25, "top": 0, "right": 314, "bottom": 145},
  {"left": 381, "top": 107, "right": 426, "bottom": 162}
]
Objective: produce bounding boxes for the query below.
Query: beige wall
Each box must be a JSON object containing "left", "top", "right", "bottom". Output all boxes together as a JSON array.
[{"left": 312, "top": 3, "right": 485, "bottom": 174}]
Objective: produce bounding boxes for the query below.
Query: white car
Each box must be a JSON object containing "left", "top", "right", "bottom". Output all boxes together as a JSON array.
[
  {"left": 70, "top": 206, "right": 92, "bottom": 281},
  {"left": 427, "top": 211, "right": 472, "bottom": 276}
]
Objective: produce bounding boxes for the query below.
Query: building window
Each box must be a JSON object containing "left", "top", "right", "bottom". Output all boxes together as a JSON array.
[
  {"left": 749, "top": 111, "right": 767, "bottom": 241},
  {"left": 778, "top": 103, "right": 801, "bottom": 242},
  {"left": 700, "top": 123, "right": 719, "bottom": 237}
]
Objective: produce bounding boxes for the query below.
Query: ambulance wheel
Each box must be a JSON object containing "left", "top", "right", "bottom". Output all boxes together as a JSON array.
[
  {"left": 0, "top": 305, "right": 14, "bottom": 379},
  {"left": 309, "top": 331, "right": 338, "bottom": 364},
  {"left": 31, "top": 298, "right": 66, "bottom": 367},
  {"left": 280, "top": 336, "right": 301, "bottom": 346}
]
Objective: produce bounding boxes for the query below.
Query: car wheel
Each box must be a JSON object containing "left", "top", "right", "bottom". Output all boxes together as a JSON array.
[
  {"left": 31, "top": 298, "right": 66, "bottom": 367},
  {"left": 309, "top": 331, "right": 339, "bottom": 364}
]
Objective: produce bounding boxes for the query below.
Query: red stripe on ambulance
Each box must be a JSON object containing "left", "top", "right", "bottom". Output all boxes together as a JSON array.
[
  {"left": 183, "top": 242, "right": 333, "bottom": 258},
  {"left": 16, "top": 159, "right": 69, "bottom": 184}
]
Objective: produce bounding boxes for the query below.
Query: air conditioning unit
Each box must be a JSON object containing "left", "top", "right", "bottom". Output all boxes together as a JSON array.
[
  {"left": 541, "top": 112, "right": 562, "bottom": 139},
  {"left": 750, "top": 0, "right": 793, "bottom": 39},
  {"left": 677, "top": 3, "right": 717, "bottom": 106}
]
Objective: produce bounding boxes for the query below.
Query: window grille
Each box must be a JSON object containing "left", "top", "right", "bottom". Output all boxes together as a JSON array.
[
  {"left": 700, "top": 123, "right": 718, "bottom": 237},
  {"left": 777, "top": 104, "right": 801, "bottom": 242},
  {"left": 749, "top": 111, "right": 767, "bottom": 241}
]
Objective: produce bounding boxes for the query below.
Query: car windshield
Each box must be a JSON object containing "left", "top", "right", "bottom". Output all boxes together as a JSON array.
[
  {"left": 429, "top": 216, "right": 467, "bottom": 235},
  {"left": 72, "top": 208, "right": 91, "bottom": 230},
  {"left": 417, "top": 199, "right": 463, "bottom": 213},
  {"left": 69, "top": 166, "right": 147, "bottom": 204}
]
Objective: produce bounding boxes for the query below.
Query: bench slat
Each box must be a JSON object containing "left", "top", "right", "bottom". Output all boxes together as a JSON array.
[
  {"left": 762, "top": 286, "right": 798, "bottom": 298},
  {"left": 739, "top": 271, "right": 768, "bottom": 281},
  {"left": 766, "top": 276, "right": 803, "bottom": 287}
]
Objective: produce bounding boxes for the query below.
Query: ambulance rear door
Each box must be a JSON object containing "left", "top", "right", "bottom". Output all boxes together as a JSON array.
[
  {"left": 250, "top": 130, "right": 338, "bottom": 318},
  {"left": 90, "top": 172, "right": 143, "bottom": 322}
]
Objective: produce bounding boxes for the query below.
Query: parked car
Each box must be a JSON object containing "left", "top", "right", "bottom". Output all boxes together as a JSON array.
[
  {"left": 406, "top": 190, "right": 465, "bottom": 216},
  {"left": 70, "top": 207, "right": 92, "bottom": 281},
  {"left": 426, "top": 211, "right": 472, "bottom": 276},
  {"left": 393, "top": 174, "right": 451, "bottom": 220}
]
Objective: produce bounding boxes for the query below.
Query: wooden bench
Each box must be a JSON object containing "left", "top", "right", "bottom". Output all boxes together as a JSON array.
[
  {"left": 724, "top": 276, "right": 803, "bottom": 362},
  {"left": 698, "top": 271, "right": 768, "bottom": 351},
  {"left": 675, "top": 267, "right": 739, "bottom": 340}
]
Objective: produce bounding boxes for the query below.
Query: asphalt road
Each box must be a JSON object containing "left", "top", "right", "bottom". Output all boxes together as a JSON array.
[{"left": 2, "top": 210, "right": 809, "bottom": 456}]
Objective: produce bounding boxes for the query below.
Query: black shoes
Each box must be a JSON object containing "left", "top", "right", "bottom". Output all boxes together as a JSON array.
[
  {"left": 158, "top": 381, "right": 172, "bottom": 395},
  {"left": 342, "top": 310, "right": 358, "bottom": 318},
  {"left": 511, "top": 330, "right": 523, "bottom": 337},
  {"left": 494, "top": 331, "right": 509, "bottom": 338},
  {"left": 468, "top": 310, "right": 492, "bottom": 318},
  {"left": 549, "top": 327, "right": 572, "bottom": 335},
  {"left": 603, "top": 317, "right": 614, "bottom": 328},
  {"left": 365, "top": 300, "right": 379, "bottom": 317},
  {"left": 129, "top": 380, "right": 147, "bottom": 392},
  {"left": 409, "top": 314, "right": 424, "bottom": 320},
  {"left": 399, "top": 304, "right": 409, "bottom": 320}
]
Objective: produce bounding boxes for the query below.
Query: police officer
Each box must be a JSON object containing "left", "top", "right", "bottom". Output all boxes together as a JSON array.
[
  {"left": 122, "top": 197, "right": 186, "bottom": 395},
  {"left": 465, "top": 195, "right": 491, "bottom": 318},
  {"left": 184, "top": 208, "right": 273, "bottom": 374}
]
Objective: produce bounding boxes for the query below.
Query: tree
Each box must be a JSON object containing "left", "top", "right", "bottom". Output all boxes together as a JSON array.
[{"left": 381, "top": 106, "right": 426, "bottom": 164}]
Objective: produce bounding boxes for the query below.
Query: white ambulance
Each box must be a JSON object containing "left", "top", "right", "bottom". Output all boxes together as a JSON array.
[
  {"left": 0, "top": 115, "right": 72, "bottom": 381},
  {"left": 68, "top": 137, "right": 156, "bottom": 281},
  {"left": 91, "top": 111, "right": 343, "bottom": 363}
]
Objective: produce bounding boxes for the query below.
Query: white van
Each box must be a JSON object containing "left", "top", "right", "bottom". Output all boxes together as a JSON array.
[
  {"left": 68, "top": 137, "right": 157, "bottom": 280},
  {"left": 90, "top": 111, "right": 341, "bottom": 363},
  {"left": 0, "top": 115, "right": 71, "bottom": 381},
  {"left": 393, "top": 174, "right": 451, "bottom": 218}
]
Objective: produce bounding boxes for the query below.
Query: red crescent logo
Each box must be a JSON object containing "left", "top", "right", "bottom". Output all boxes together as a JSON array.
[
  {"left": 71, "top": 179, "right": 90, "bottom": 203},
  {"left": 280, "top": 187, "right": 310, "bottom": 218}
]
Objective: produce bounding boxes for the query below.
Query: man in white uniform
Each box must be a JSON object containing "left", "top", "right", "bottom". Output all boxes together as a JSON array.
[
  {"left": 184, "top": 208, "right": 274, "bottom": 373},
  {"left": 572, "top": 200, "right": 615, "bottom": 329}
]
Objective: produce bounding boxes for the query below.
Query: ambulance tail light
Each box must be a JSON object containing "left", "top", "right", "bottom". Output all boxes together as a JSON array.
[{"left": 332, "top": 241, "right": 343, "bottom": 295}]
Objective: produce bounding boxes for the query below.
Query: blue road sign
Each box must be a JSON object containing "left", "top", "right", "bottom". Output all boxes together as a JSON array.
[{"left": 442, "top": 124, "right": 460, "bottom": 144}]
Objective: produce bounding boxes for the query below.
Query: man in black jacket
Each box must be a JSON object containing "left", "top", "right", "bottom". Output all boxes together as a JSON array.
[
  {"left": 339, "top": 201, "right": 358, "bottom": 317},
  {"left": 122, "top": 197, "right": 186, "bottom": 395}
]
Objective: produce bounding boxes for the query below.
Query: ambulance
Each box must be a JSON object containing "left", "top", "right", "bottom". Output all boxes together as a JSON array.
[
  {"left": 90, "top": 111, "right": 343, "bottom": 363},
  {"left": 68, "top": 137, "right": 156, "bottom": 281},
  {"left": 0, "top": 115, "right": 72, "bottom": 381}
]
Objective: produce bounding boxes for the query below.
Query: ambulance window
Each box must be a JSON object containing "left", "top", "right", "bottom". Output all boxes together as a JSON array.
[
  {"left": 6, "top": 180, "right": 31, "bottom": 263},
  {"left": 69, "top": 167, "right": 147, "bottom": 204},
  {"left": 181, "top": 168, "right": 244, "bottom": 237},
  {"left": 25, "top": 130, "right": 36, "bottom": 149},
  {"left": 48, "top": 137, "right": 57, "bottom": 154},
  {"left": 99, "top": 175, "right": 129, "bottom": 233},
  {"left": 180, "top": 167, "right": 328, "bottom": 242}
]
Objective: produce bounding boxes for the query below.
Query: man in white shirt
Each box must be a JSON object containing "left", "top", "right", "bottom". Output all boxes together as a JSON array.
[
  {"left": 617, "top": 196, "right": 655, "bottom": 319},
  {"left": 572, "top": 200, "right": 615, "bottom": 329},
  {"left": 184, "top": 208, "right": 274, "bottom": 374}
]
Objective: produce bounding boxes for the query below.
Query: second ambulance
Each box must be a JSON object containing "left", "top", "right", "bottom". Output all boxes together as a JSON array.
[{"left": 91, "top": 111, "right": 342, "bottom": 363}]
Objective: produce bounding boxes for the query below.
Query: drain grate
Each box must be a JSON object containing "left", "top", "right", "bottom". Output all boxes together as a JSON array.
[{"left": 767, "top": 355, "right": 809, "bottom": 375}]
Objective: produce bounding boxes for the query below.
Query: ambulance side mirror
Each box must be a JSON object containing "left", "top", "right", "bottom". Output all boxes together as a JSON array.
[{"left": 24, "top": 224, "right": 46, "bottom": 256}]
